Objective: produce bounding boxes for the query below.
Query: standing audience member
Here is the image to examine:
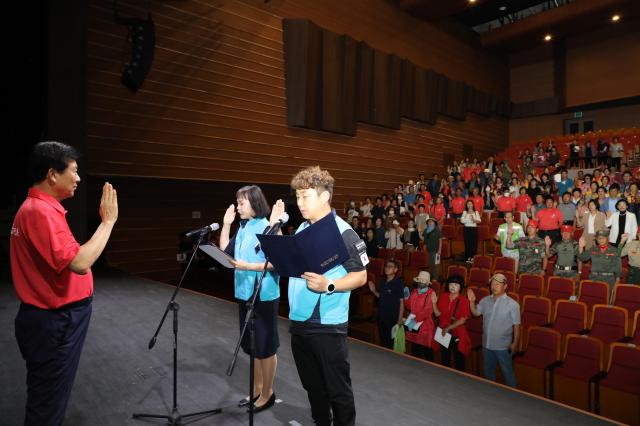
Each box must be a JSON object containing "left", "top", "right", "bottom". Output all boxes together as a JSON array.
[
  {"left": 535, "top": 196, "right": 563, "bottom": 243},
  {"left": 495, "top": 212, "right": 524, "bottom": 268},
  {"left": 619, "top": 232, "right": 640, "bottom": 284},
  {"left": 364, "top": 228, "right": 379, "bottom": 258},
  {"left": 461, "top": 200, "right": 481, "bottom": 263},
  {"left": 508, "top": 220, "right": 547, "bottom": 276},
  {"left": 579, "top": 230, "right": 622, "bottom": 301},
  {"left": 558, "top": 192, "right": 576, "bottom": 226},
  {"left": 433, "top": 275, "right": 471, "bottom": 371},
  {"left": 404, "top": 271, "right": 437, "bottom": 361},
  {"left": 515, "top": 187, "right": 532, "bottom": 228},
  {"left": 545, "top": 226, "right": 581, "bottom": 290},
  {"left": 605, "top": 199, "right": 638, "bottom": 247},
  {"left": 422, "top": 218, "right": 442, "bottom": 281},
  {"left": 368, "top": 260, "right": 405, "bottom": 350},
  {"left": 385, "top": 219, "right": 404, "bottom": 250},
  {"left": 576, "top": 199, "right": 607, "bottom": 249},
  {"left": 468, "top": 273, "right": 521, "bottom": 388}
]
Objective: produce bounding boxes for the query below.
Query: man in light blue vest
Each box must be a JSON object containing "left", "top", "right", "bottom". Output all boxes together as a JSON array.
[{"left": 289, "top": 166, "right": 368, "bottom": 426}]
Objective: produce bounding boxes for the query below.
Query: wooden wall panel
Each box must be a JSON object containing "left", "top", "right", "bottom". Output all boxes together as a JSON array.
[{"left": 87, "top": 0, "right": 509, "bottom": 281}]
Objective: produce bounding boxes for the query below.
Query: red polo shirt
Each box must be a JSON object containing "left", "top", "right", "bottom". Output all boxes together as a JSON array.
[
  {"left": 536, "top": 207, "right": 563, "bottom": 231},
  {"left": 496, "top": 196, "right": 516, "bottom": 213},
  {"left": 451, "top": 197, "right": 466, "bottom": 214},
  {"left": 516, "top": 194, "right": 532, "bottom": 213},
  {"left": 468, "top": 195, "right": 484, "bottom": 212},
  {"left": 431, "top": 204, "right": 446, "bottom": 221},
  {"left": 10, "top": 188, "right": 93, "bottom": 309}
]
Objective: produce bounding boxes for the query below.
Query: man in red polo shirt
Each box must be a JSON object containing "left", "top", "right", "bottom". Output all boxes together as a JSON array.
[
  {"left": 496, "top": 188, "right": 516, "bottom": 218},
  {"left": 468, "top": 187, "right": 484, "bottom": 213},
  {"left": 10, "top": 141, "right": 118, "bottom": 426},
  {"left": 450, "top": 188, "right": 466, "bottom": 219},
  {"left": 535, "top": 195, "right": 563, "bottom": 244}
]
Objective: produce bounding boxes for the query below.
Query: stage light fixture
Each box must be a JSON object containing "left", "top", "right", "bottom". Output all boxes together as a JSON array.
[
  {"left": 611, "top": 14, "right": 620, "bottom": 22},
  {"left": 544, "top": 34, "right": 552, "bottom": 42}
]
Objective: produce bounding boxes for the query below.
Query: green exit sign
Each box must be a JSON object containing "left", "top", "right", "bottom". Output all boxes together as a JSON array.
[{"left": 574, "top": 111, "right": 583, "bottom": 118}]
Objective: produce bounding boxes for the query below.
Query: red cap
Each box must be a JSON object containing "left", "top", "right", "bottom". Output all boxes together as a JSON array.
[
  {"left": 561, "top": 225, "right": 573, "bottom": 233},
  {"left": 527, "top": 219, "right": 538, "bottom": 228}
]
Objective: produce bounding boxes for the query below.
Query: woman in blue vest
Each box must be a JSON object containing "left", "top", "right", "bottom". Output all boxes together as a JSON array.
[{"left": 220, "top": 185, "right": 283, "bottom": 413}]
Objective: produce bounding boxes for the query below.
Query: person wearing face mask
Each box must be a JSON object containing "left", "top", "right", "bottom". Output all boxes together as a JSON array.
[
  {"left": 482, "top": 185, "right": 496, "bottom": 213},
  {"left": 605, "top": 199, "right": 638, "bottom": 247},
  {"left": 422, "top": 218, "right": 442, "bottom": 280},
  {"left": 496, "top": 188, "right": 516, "bottom": 219},
  {"left": 432, "top": 275, "right": 471, "bottom": 371},
  {"left": 404, "top": 271, "right": 437, "bottom": 361}
]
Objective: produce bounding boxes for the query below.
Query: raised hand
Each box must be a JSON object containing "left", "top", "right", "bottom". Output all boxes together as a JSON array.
[
  {"left": 430, "top": 291, "right": 438, "bottom": 304},
  {"left": 578, "top": 236, "right": 586, "bottom": 249},
  {"left": 620, "top": 233, "right": 629, "bottom": 244},
  {"left": 367, "top": 280, "right": 376, "bottom": 293},
  {"left": 223, "top": 204, "right": 236, "bottom": 225},
  {"left": 544, "top": 235, "right": 552, "bottom": 247},
  {"left": 99, "top": 182, "right": 118, "bottom": 225},
  {"left": 269, "top": 199, "right": 285, "bottom": 227},
  {"left": 467, "top": 288, "right": 476, "bottom": 303}
]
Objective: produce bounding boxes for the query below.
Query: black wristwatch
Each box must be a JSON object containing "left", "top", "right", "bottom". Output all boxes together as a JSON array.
[{"left": 326, "top": 280, "right": 335, "bottom": 294}]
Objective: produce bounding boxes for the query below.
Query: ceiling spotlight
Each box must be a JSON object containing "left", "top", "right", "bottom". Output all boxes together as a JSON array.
[
  {"left": 611, "top": 14, "right": 621, "bottom": 22},
  {"left": 468, "top": 0, "right": 477, "bottom": 3},
  {"left": 499, "top": 6, "right": 507, "bottom": 11},
  {"left": 544, "top": 34, "right": 552, "bottom": 42}
]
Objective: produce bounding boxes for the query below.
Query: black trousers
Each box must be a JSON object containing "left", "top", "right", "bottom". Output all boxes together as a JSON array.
[
  {"left": 440, "top": 339, "right": 465, "bottom": 371},
  {"left": 463, "top": 226, "right": 478, "bottom": 260},
  {"left": 377, "top": 320, "right": 395, "bottom": 349},
  {"left": 291, "top": 333, "right": 355, "bottom": 426},
  {"left": 15, "top": 300, "right": 92, "bottom": 426},
  {"left": 410, "top": 342, "right": 434, "bottom": 361}
]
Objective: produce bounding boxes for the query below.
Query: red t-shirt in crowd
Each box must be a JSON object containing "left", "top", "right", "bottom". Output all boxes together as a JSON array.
[
  {"left": 10, "top": 188, "right": 93, "bottom": 309},
  {"left": 496, "top": 196, "right": 516, "bottom": 213},
  {"left": 516, "top": 194, "right": 532, "bottom": 213},
  {"left": 536, "top": 207, "right": 563, "bottom": 231},
  {"left": 436, "top": 294, "right": 471, "bottom": 356},
  {"left": 431, "top": 203, "right": 446, "bottom": 221},
  {"left": 419, "top": 191, "right": 432, "bottom": 207},
  {"left": 450, "top": 197, "right": 466, "bottom": 214},
  {"left": 468, "top": 195, "right": 484, "bottom": 212}
]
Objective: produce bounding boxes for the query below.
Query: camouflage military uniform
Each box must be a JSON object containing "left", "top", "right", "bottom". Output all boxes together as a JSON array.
[
  {"left": 579, "top": 244, "right": 622, "bottom": 301},
  {"left": 515, "top": 236, "right": 546, "bottom": 274},
  {"left": 550, "top": 240, "right": 579, "bottom": 279}
]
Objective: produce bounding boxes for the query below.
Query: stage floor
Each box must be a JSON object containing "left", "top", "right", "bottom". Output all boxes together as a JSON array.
[{"left": 0, "top": 271, "right": 616, "bottom": 426}]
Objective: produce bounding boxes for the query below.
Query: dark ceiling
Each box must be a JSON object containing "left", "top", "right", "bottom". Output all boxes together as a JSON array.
[{"left": 393, "top": 0, "right": 640, "bottom": 53}]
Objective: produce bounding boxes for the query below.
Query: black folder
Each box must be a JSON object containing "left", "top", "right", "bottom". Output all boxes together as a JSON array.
[{"left": 256, "top": 213, "right": 349, "bottom": 277}]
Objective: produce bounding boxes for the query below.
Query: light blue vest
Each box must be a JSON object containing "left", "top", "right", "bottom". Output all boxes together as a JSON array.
[
  {"left": 234, "top": 217, "right": 280, "bottom": 301},
  {"left": 288, "top": 212, "right": 353, "bottom": 324}
]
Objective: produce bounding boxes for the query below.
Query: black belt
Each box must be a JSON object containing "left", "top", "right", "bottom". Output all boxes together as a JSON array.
[{"left": 20, "top": 296, "right": 93, "bottom": 312}]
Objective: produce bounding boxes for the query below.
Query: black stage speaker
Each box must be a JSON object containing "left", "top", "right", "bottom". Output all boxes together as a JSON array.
[{"left": 115, "top": 8, "right": 155, "bottom": 92}]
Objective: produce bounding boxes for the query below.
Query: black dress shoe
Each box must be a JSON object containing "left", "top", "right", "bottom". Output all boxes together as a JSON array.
[
  {"left": 249, "top": 393, "right": 276, "bottom": 413},
  {"left": 238, "top": 394, "right": 260, "bottom": 407}
]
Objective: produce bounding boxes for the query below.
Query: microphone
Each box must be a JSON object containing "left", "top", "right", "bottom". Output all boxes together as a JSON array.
[
  {"left": 265, "top": 212, "right": 289, "bottom": 235},
  {"left": 185, "top": 222, "right": 220, "bottom": 237}
]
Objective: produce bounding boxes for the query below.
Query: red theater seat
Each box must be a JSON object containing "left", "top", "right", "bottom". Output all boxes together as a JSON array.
[
  {"left": 493, "top": 256, "right": 516, "bottom": 274},
  {"left": 595, "top": 343, "right": 640, "bottom": 425},
  {"left": 545, "top": 277, "right": 575, "bottom": 307},
  {"left": 612, "top": 284, "right": 640, "bottom": 319},
  {"left": 586, "top": 304, "right": 629, "bottom": 345},
  {"left": 550, "top": 334, "right": 603, "bottom": 411},
  {"left": 446, "top": 264, "right": 468, "bottom": 282},
  {"left": 468, "top": 267, "right": 490, "bottom": 288},
  {"left": 514, "top": 326, "right": 561, "bottom": 397},
  {"left": 578, "top": 280, "right": 610, "bottom": 314},
  {"left": 518, "top": 274, "right": 544, "bottom": 298},
  {"left": 552, "top": 300, "right": 587, "bottom": 336},
  {"left": 472, "top": 255, "right": 492, "bottom": 270}
]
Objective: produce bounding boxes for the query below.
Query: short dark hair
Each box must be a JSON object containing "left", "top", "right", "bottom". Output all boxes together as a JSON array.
[
  {"left": 572, "top": 188, "right": 582, "bottom": 194},
  {"left": 609, "top": 183, "right": 620, "bottom": 191},
  {"left": 444, "top": 274, "right": 465, "bottom": 292},
  {"left": 236, "top": 185, "right": 271, "bottom": 218},
  {"left": 589, "top": 198, "right": 600, "bottom": 209},
  {"left": 385, "top": 259, "right": 399, "bottom": 269},
  {"left": 562, "top": 191, "right": 571, "bottom": 198},
  {"left": 28, "top": 141, "right": 79, "bottom": 184}
]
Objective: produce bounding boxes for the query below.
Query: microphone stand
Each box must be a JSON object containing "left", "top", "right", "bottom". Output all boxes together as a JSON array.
[
  {"left": 133, "top": 231, "right": 222, "bottom": 425},
  {"left": 227, "top": 222, "right": 283, "bottom": 426}
]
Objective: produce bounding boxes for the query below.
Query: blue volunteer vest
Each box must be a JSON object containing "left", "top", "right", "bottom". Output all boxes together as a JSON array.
[
  {"left": 288, "top": 212, "right": 354, "bottom": 325},
  {"left": 234, "top": 217, "right": 280, "bottom": 301}
]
